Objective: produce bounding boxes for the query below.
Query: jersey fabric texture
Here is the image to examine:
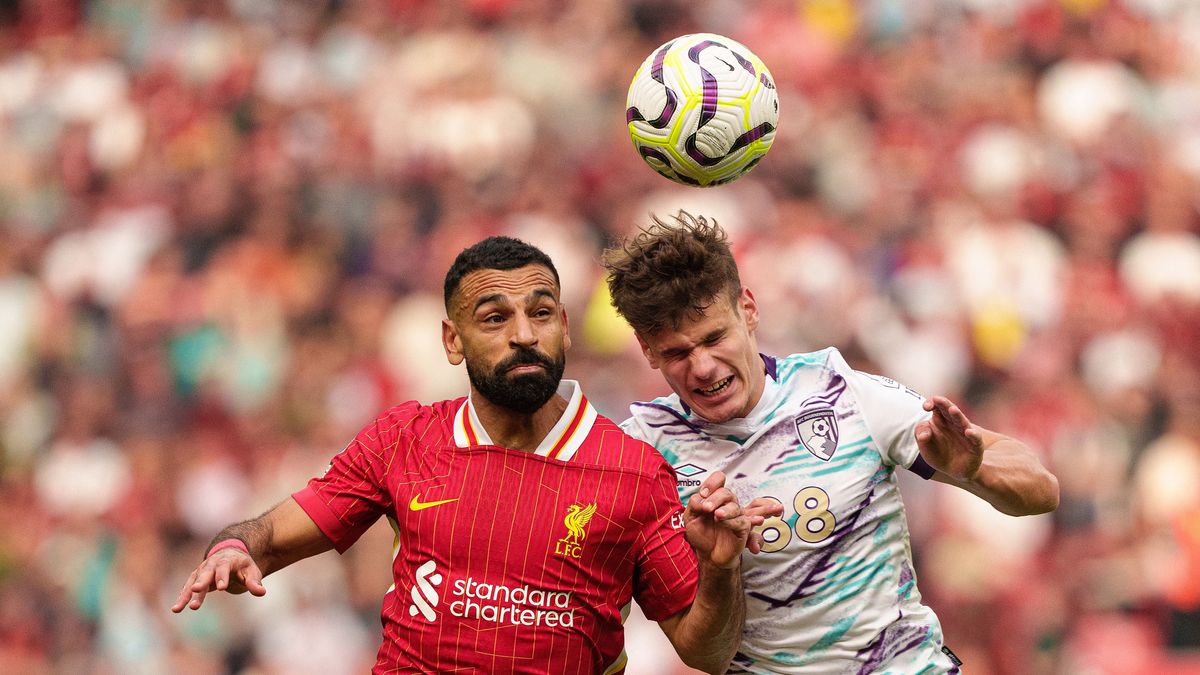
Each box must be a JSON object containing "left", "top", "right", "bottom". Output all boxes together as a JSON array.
[
  {"left": 621, "top": 348, "right": 960, "bottom": 675},
  {"left": 294, "top": 380, "right": 698, "bottom": 674}
]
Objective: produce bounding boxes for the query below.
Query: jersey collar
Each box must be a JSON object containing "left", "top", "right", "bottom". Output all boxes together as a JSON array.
[{"left": 453, "top": 379, "right": 598, "bottom": 461}]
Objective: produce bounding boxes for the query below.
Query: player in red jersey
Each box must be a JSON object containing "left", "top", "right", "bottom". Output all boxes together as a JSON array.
[{"left": 171, "top": 236, "right": 779, "bottom": 674}]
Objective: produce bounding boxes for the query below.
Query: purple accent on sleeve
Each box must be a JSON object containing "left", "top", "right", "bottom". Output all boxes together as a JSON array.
[
  {"left": 760, "top": 353, "right": 777, "bottom": 381},
  {"left": 631, "top": 401, "right": 703, "bottom": 433},
  {"left": 908, "top": 455, "right": 936, "bottom": 480}
]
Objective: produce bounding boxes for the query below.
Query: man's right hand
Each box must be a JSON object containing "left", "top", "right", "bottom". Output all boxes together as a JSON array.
[{"left": 170, "top": 547, "right": 267, "bottom": 613}]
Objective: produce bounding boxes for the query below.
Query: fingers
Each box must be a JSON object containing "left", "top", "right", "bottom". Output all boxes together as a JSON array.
[
  {"left": 696, "top": 470, "right": 726, "bottom": 500},
  {"left": 692, "top": 487, "right": 743, "bottom": 521},
  {"left": 745, "top": 497, "right": 784, "bottom": 521},
  {"left": 915, "top": 419, "right": 932, "bottom": 444},
  {"left": 171, "top": 571, "right": 201, "bottom": 613},
  {"left": 924, "top": 396, "right": 971, "bottom": 429},
  {"left": 747, "top": 531, "right": 764, "bottom": 555},
  {"left": 171, "top": 552, "right": 267, "bottom": 612},
  {"left": 241, "top": 564, "right": 267, "bottom": 597},
  {"left": 211, "top": 558, "right": 233, "bottom": 591}
]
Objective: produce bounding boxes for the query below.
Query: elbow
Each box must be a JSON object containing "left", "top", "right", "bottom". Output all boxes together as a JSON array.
[
  {"left": 1018, "top": 470, "right": 1060, "bottom": 516},
  {"left": 1038, "top": 471, "right": 1061, "bottom": 514}
]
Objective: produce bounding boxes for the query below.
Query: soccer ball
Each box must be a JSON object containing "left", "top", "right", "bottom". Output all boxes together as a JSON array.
[{"left": 626, "top": 33, "right": 779, "bottom": 187}]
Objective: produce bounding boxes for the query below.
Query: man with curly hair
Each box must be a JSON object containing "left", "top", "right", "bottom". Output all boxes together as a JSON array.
[{"left": 602, "top": 211, "right": 1059, "bottom": 674}]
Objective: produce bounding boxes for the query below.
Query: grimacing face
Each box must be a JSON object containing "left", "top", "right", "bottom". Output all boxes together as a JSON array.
[
  {"left": 636, "top": 288, "right": 766, "bottom": 424},
  {"left": 442, "top": 265, "right": 569, "bottom": 414}
]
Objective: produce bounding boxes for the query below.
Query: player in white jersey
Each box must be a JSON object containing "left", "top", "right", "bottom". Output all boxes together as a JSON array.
[{"left": 602, "top": 212, "right": 1059, "bottom": 674}]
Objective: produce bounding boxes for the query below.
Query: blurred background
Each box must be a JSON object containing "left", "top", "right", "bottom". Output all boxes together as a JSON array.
[{"left": 1, "top": 0, "right": 1199, "bottom": 673}]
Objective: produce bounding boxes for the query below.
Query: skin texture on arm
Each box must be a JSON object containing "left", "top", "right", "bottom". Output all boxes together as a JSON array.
[
  {"left": 657, "top": 472, "right": 782, "bottom": 674},
  {"left": 170, "top": 497, "right": 334, "bottom": 612},
  {"left": 918, "top": 396, "right": 1060, "bottom": 516}
]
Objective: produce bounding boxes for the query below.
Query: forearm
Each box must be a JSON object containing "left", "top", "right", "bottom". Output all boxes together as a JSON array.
[
  {"left": 954, "top": 439, "right": 1060, "bottom": 516},
  {"left": 205, "top": 498, "right": 332, "bottom": 575},
  {"left": 669, "top": 562, "right": 745, "bottom": 673}
]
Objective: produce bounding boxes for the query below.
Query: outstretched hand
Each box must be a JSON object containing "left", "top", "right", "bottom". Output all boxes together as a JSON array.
[
  {"left": 170, "top": 548, "right": 267, "bottom": 613},
  {"left": 685, "top": 472, "right": 784, "bottom": 567},
  {"left": 915, "top": 395, "right": 984, "bottom": 482}
]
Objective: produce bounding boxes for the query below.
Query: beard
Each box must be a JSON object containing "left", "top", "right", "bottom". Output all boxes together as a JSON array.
[{"left": 467, "top": 345, "right": 566, "bottom": 414}]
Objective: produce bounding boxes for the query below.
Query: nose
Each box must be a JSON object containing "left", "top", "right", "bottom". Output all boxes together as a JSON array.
[
  {"left": 690, "top": 347, "right": 718, "bottom": 380},
  {"left": 510, "top": 312, "right": 538, "bottom": 348}
]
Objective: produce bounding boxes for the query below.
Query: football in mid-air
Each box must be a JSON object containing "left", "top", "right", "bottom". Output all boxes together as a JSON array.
[{"left": 626, "top": 33, "right": 779, "bottom": 187}]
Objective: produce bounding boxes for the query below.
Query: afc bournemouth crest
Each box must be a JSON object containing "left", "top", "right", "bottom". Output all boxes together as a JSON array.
[{"left": 794, "top": 409, "right": 839, "bottom": 461}]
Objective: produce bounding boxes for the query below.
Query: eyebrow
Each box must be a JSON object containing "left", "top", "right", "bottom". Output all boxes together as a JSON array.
[
  {"left": 472, "top": 287, "right": 557, "bottom": 312},
  {"left": 660, "top": 328, "right": 725, "bottom": 358}
]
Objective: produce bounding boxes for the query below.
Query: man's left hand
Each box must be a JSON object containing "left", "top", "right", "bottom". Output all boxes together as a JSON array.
[
  {"left": 915, "top": 395, "right": 984, "bottom": 482},
  {"left": 684, "top": 472, "right": 779, "bottom": 568}
]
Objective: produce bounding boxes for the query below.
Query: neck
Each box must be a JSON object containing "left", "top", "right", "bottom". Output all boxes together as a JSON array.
[
  {"left": 471, "top": 392, "right": 568, "bottom": 453},
  {"left": 743, "top": 360, "right": 768, "bottom": 417}
]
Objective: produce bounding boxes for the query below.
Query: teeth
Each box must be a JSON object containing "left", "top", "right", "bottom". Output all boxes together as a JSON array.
[{"left": 700, "top": 377, "right": 732, "bottom": 395}]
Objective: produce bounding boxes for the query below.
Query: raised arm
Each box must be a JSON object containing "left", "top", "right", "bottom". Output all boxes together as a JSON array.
[
  {"left": 170, "top": 497, "right": 334, "bottom": 612},
  {"left": 657, "top": 471, "right": 782, "bottom": 673},
  {"left": 918, "top": 396, "right": 1060, "bottom": 516}
]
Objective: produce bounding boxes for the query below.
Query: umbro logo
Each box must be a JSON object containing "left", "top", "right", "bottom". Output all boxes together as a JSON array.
[{"left": 673, "top": 463, "right": 705, "bottom": 488}]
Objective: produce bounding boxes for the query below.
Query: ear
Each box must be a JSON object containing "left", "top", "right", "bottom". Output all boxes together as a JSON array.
[
  {"left": 635, "top": 332, "right": 661, "bottom": 370},
  {"left": 740, "top": 288, "right": 760, "bottom": 334},
  {"left": 442, "top": 318, "right": 464, "bottom": 365},
  {"left": 560, "top": 303, "right": 572, "bottom": 352}
]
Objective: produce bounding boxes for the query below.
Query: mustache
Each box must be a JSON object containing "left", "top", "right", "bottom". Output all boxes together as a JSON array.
[{"left": 497, "top": 347, "right": 554, "bottom": 374}]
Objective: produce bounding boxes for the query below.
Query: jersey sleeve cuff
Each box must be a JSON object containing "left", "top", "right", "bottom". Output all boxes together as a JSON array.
[
  {"left": 292, "top": 486, "right": 358, "bottom": 554},
  {"left": 907, "top": 455, "right": 936, "bottom": 480}
]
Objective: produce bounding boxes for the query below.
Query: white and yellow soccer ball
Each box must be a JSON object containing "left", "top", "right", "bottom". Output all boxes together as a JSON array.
[{"left": 626, "top": 33, "right": 779, "bottom": 187}]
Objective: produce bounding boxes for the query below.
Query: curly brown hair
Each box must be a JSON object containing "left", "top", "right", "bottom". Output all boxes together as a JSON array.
[{"left": 601, "top": 211, "right": 742, "bottom": 335}]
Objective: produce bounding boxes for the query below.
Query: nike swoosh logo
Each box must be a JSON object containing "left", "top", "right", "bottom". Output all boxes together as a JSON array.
[{"left": 410, "top": 494, "right": 459, "bottom": 511}]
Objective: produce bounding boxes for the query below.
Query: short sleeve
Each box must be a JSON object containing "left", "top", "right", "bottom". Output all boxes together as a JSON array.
[
  {"left": 841, "top": 365, "right": 931, "bottom": 470},
  {"left": 632, "top": 456, "right": 699, "bottom": 622},
  {"left": 292, "top": 410, "right": 404, "bottom": 553}
]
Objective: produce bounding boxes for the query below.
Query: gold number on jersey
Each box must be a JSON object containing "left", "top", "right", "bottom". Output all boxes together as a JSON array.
[
  {"left": 752, "top": 487, "right": 837, "bottom": 552},
  {"left": 755, "top": 497, "right": 792, "bottom": 553},
  {"left": 793, "top": 486, "right": 836, "bottom": 543}
]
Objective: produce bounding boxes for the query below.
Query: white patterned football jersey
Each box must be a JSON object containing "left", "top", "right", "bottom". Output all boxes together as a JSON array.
[{"left": 621, "top": 348, "right": 962, "bottom": 674}]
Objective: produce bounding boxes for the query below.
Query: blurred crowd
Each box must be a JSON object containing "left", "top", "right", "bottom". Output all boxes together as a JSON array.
[{"left": 1, "top": 0, "right": 1199, "bottom": 673}]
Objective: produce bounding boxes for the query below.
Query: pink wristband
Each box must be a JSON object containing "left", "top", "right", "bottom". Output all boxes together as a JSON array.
[{"left": 207, "top": 538, "right": 249, "bottom": 558}]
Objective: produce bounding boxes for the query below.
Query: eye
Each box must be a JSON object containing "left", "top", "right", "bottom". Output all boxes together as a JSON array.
[{"left": 482, "top": 314, "right": 505, "bottom": 324}]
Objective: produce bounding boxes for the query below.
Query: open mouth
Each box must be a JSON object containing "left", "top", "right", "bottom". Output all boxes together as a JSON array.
[{"left": 697, "top": 375, "right": 733, "bottom": 396}]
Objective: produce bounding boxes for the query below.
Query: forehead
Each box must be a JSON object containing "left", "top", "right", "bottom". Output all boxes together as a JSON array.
[
  {"left": 453, "top": 265, "right": 559, "bottom": 310},
  {"left": 644, "top": 294, "right": 739, "bottom": 349}
]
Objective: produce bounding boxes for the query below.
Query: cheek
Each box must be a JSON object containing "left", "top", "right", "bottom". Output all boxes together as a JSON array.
[{"left": 661, "top": 362, "right": 689, "bottom": 387}]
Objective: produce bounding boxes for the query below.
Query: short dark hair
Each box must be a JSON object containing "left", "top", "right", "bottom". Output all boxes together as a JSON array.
[
  {"left": 443, "top": 236, "right": 560, "bottom": 310},
  {"left": 601, "top": 211, "right": 742, "bottom": 335}
]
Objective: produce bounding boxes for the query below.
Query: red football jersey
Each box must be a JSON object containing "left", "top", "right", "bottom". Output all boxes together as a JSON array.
[{"left": 293, "top": 381, "right": 699, "bottom": 674}]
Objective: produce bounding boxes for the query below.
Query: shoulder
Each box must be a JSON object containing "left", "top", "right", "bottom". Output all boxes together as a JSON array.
[
  {"left": 773, "top": 347, "right": 851, "bottom": 381},
  {"left": 620, "top": 396, "right": 708, "bottom": 464},
  {"left": 623, "top": 394, "right": 694, "bottom": 436},
  {"left": 581, "top": 412, "right": 675, "bottom": 477},
  {"left": 357, "top": 398, "right": 460, "bottom": 447}
]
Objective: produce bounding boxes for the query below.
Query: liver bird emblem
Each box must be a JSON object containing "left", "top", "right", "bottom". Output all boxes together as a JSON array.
[{"left": 563, "top": 503, "right": 597, "bottom": 544}]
